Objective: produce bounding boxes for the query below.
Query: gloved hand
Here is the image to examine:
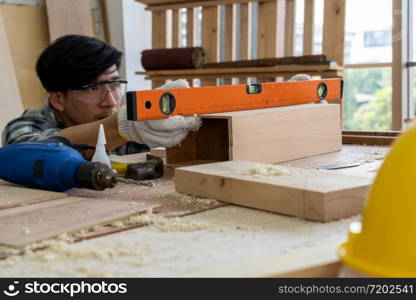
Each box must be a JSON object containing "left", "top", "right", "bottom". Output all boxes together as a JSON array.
[{"left": 117, "top": 79, "right": 202, "bottom": 148}]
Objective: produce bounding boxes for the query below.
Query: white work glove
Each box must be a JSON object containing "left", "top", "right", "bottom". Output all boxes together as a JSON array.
[{"left": 117, "top": 79, "right": 202, "bottom": 148}]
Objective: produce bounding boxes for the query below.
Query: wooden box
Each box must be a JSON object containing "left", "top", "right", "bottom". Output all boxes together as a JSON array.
[{"left": 167, "top": 103, "right": 342, "bottom": 165}]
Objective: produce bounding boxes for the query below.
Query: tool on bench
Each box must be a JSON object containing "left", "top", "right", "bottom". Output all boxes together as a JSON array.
[
  {"left": 126, "top": 78, "right": 343, "bottom": 121},
  {"left": 0, "top": 142, "right": 160, "bottom": 192}
]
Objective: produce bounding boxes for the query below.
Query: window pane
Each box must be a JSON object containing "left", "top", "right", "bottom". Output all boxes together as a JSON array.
[
  {"left": 294, "top": 0, "right": 304, "bottom": 56},
  {"left": 345, "top": 0, "right": 392, "bottom": 64},
  {"left": 413, "top": 0, "right": 416, "bottom": 61},
  {"left": 343, "top": 68, "right": 392, "bottom": 130}
]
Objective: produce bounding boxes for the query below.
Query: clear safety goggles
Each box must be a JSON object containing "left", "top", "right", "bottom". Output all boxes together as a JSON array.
[{"left": 72, "top": 79, "right": 128, "bottom": 104}]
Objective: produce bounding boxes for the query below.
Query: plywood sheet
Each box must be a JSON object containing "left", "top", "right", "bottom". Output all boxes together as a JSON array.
[
  {"left": 0, "top": 5, "right": 49, "bottom": 110},
  {"left": 0, "top": 185, "right": 66, "bottom": 210},
  {"left": 175, "top": 161, "right": 373, "bottom": 222},
  {"left": 46, "top": 0, "right": 94, "bottom": 41},
  {"left": 0, "top": 11, "right": 23, "bottom": 135},
  {"left": 0, "top": 196, "right": 158, "bottom": 247}
]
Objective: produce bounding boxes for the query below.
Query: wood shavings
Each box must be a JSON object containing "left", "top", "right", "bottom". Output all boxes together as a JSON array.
[
  {"left": 242, "top": 165, "right": 289, "bottom": 177},
  {"left": 167, "top": 192, "right": 220, "bottom": 206}
]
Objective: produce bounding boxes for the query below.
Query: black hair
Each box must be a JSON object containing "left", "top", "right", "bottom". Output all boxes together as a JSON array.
[{"left": 36, "top": 34, "right": 123, "bottom": 92}]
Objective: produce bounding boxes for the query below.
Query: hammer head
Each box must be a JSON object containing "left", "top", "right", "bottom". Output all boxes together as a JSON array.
[{"left": 124, "top": 154, "right": 164, "bottom": 181}]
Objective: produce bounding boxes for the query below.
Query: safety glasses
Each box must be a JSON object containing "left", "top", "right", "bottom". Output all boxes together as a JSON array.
[{"left": 72, "top": 79, "right": 128, "bottom": 104}]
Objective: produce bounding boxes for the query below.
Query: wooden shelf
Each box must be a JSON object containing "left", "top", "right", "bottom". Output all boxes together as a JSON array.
[{"left": 136, "top": 65, "right": 344, "bottom": 80}]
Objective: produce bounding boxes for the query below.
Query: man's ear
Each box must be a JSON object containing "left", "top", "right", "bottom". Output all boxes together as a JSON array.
[{"left": 48, "top": 92, "right": 65, "bottom": 111}]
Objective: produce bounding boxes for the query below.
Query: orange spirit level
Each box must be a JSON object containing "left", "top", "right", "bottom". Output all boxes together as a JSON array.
[{"left": 126, "top": 79, "right": 343, "bottom": 121}]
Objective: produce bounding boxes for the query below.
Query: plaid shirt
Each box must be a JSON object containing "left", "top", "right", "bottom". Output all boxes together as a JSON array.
[{"left": 1, "top": 100, "right": 149, "bottom": 155}]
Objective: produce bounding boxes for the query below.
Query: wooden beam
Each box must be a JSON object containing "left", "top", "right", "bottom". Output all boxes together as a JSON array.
[
  {"left": 201, "top": 5, "right": 220, "bottom": 86},
  {"left": 186, "top": 7, "right": 194, "bottom": 46},
  {"left": 258, "top": 0, "right": 279, "bottom": 58},
  {"left": 175, "top": 160, "right": 371, "bottom": 222},
  {"left": 239, "top": 3, "right": 251, "bottom": 60},
  {"left": 172, "top": 8, "right": 180, "bottom": 47},
  {"left": 143, "top": 0, "right": 274, "bottom": 11},
  {"left": 99, "top": 0, "right": 111, "bottom": 44},
  {"left": 224, "top": 4, "right": 236, "bottom": 61},
  {"left": 152, "top": 10, "right": 167, "bottom": 48},
  {"left": 345, "top": 63, "right": 392, "bottom": 69},
  {"left": 284, "top": 0, "right": 296, "bottom": 57},
  {"left": 141, "top": 64, "right": 343, "bottom": 75},
  {"left": 392, "top": 0, "right": 408, "bottom": 130},
  {"left": 322, "top": 0, "right": 345, "bottom": 66},
  {"left": 303, "top": 0, "right": 315, "bottom": 55}
]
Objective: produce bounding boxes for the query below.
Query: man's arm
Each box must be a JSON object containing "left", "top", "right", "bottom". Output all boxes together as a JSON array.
[{"left": 56, "top": 113, "right": 125, "bottom": 151}]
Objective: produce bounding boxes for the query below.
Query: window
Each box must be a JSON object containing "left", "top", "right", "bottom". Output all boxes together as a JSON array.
[{"left": 343, "top": 0, "right": 392, "bottom": 130}]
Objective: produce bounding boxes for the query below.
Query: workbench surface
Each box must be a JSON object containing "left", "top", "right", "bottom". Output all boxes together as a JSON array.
[{"left": 0, "top": 145, "right": 389, "bottom": 277}]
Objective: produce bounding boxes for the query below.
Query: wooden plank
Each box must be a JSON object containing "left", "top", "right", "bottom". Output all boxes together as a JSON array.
[
  {"left": 342, "top": 135, "right": 396, "bottom": 146},
  {"left": 152, "top": 10, "right": 167, "bottom": 48},
  {"left": 284, "top": 0, "right": 296, "bottom": 57},
  {"left": 45, "top": 0, "right": 94, "bottom": 41},
  {"left": 0, "top": 186, "right": 66, "bottom": 210},
  {"left": 303, "top": 0, "right": 315, "bottom": 55},
  {"left": 142, "top": 63, "right": 342, "bottom": 75},
  {"left": 258, "top": 0, "right": 278, "bottom": 58},
  {"left": 203, "top": 55, "right": 328, "bottom": 68},
  {"left": 202, "top": 5, "right": 219, "bottom": 62},
  {"left": 342, "top": 130, "right": 401, "bottom": 137},
  {"left": 322, "top": 0, "right": 345, "bottom": 65},
  {"left": 201, "top": 5, "right": 219, "bottom": 86},
  {"left": 145, "top": 70, "right": 343, "bottom": 81},
  {"left": 0, "top": 5, "right": 49, "bottom": 110},
  {"left": 239, "top": 3, "right": 251, "bottom": 60},
  {"left": 224, "top": 4, "right": 235, "bottom": 62},
  {"left": 186, "top": 7, "right": 194, "bottom": 46},
  {"left": 172, "top": 8, "right": 180, "bottom": 47},
  {"left": 392, "top": 0, "right": 407, "bottom": 130},
  {"left": 227, "top": 104, "right": 342, "bottom": 162},
  {"left": 0, "top": 196, "right": 159, "bottom": 247},
  {"left": 143, "top": 0, "right": 274, "bottom": 11},
  {"left": 0, "top": 11, "right": 23, "bottom": 135},
  {"left": 99, "top": 0, "right": 111, "bottom": 44},
  {"left": 175, "top": 160, "right": 372, "bottom": 222}
]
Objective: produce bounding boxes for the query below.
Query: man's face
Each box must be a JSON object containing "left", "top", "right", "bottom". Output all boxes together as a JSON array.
[{"left": 54, "top": 65, "right": 124, "bottom": 126}]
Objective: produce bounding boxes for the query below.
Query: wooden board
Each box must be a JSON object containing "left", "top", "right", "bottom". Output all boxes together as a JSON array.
[
  {"left": 191, "top": 243, "right": 342, "bottom": 277},
  {"left": 0, "top": 11, "right": 23, "bottom": 136},
  {"left": 0, "top": 5, "right": 49, "bottom": 110},
  {"left": 323, "top": 0, "right": 345, "bottom": 65},
  {"left": 46, "top": 0, "right": 94, "bottom": 41},
  {"left": 0, "top": 185, "right": 66, "bottom": 210},
  {"left": 166, "top": 103, "right": 342, "bottom": 164},
  {"left": 0, "top": 196, "right": 158, "bottom": 247},
  {"left": 175, "top": 160, "right": 373, "bottom": 222}
]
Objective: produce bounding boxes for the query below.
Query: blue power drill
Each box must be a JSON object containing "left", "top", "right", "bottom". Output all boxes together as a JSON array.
[{"left": 0, "top": 142, "right": 118, "bottom": 192}]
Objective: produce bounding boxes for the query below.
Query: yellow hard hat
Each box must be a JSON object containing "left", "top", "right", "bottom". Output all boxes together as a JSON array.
[{"left": 338, "top": 125, "right": 416, "bottom": 277}]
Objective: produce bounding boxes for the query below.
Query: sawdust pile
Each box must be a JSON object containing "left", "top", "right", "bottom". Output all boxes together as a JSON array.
[
  {"left": 105, "top": 209, "right": 211, "bottom": 233},
  {"left": 0, "top": 209, "right": 211, "bottom": 263},
  {"left": 168, "top": 192, "right": 219, "bottom": 206},
  {"left": 242, "top": 165, "right": 289, "bottom": 177}
]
